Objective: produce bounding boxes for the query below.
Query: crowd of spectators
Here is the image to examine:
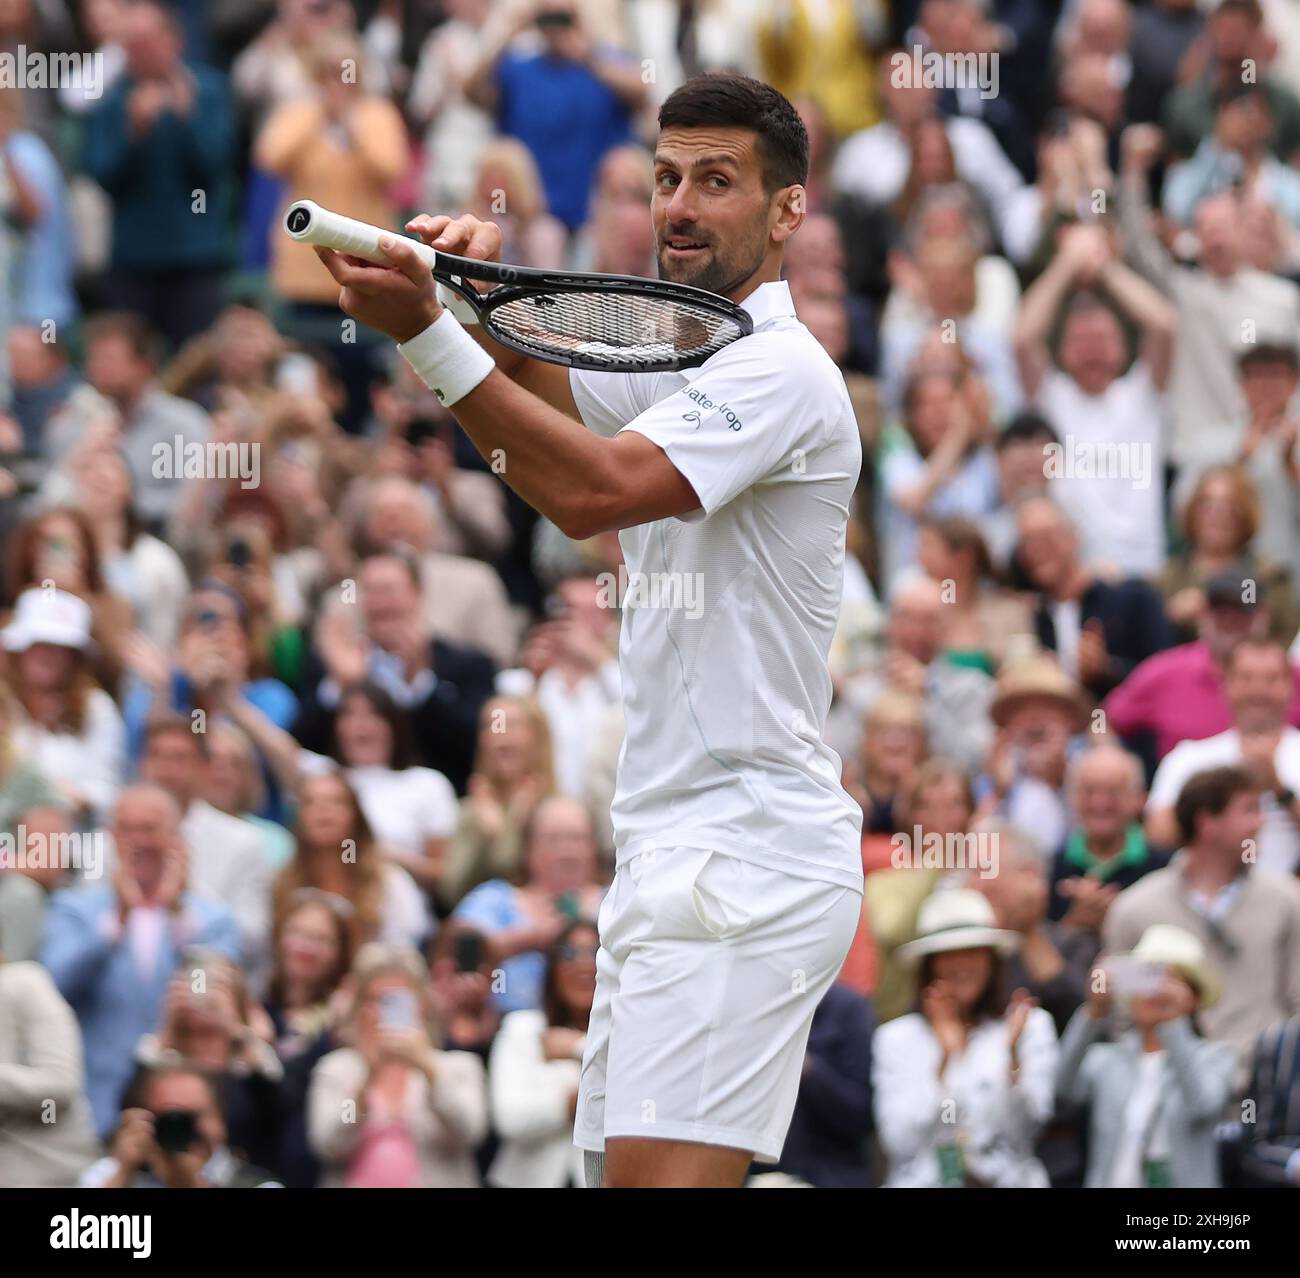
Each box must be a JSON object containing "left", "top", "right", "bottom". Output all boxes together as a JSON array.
[{"left": 1, "top": 0, "right": 1300, "bottom": 1190}]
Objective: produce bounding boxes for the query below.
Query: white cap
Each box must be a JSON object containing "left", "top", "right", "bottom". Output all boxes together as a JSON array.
[{"left": 2, "top": 587, "right": 94, "bottom": 653}]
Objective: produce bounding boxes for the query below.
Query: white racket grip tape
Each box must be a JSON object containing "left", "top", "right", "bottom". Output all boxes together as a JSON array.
[
  {"left": 396, "top": 310, "right": 494, "bottom": 407},
  {"left": 435, "top": 279, "right": 480, "bottom": 325},
  {"left": 284, "top": 200, "right": 441, "bottom": 271}
]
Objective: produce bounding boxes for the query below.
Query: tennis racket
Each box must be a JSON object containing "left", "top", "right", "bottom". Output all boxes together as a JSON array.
[{"left": 284, "top": 200, "right": 753, "bottom": 374}]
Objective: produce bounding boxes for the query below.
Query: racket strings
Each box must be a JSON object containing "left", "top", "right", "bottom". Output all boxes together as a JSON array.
[{"left": 487, "top": 290, "right": 746, "bottom": 370}]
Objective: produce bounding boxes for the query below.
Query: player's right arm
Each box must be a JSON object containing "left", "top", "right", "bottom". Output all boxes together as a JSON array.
[{"left": 405, "top": 212, "right": 580, "bottom": 420}]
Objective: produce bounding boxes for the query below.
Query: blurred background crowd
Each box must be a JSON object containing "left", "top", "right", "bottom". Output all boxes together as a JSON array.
[{"left": 1, "top": 0, "right": 1300, "bottom": 1190}]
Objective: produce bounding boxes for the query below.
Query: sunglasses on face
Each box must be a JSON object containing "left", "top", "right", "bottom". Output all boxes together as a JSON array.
[{"left": 556, "top": 943, "right": 599, "bottom": 963}]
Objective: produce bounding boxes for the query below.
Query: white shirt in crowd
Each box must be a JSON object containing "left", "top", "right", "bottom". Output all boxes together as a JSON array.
[
  {"left": 486, "top": 1009, "right": 587, "bottom": 1189},
  {"left": 1148, "top": 726, "right": 1300, "bottom": 876},
  {"left": 832, "top": 115, "right": 1025, "bottom": 249},
  {"left": 568, "top": 281, "right": 864, "bottom": 890},
  {"left": 1108, "top": 1050, "right": 1171, "bottom": 1189},
  {"left": 872, "top": 1006, "right": 1059, "bottom": 1188},
  {"left": 1036, "top": 365, "right": 1166, "bottom": 578},
  {"left": 12, "top": 686, "right": 126, "bottom": 822},
  {"left": 536, "top": 661, "right": 621, "bottom": 801}
]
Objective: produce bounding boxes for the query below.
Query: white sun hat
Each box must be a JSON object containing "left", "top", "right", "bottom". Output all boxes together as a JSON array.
[
  {"left": 1117, "top": 924, "right": 1223, "bottom": 1010},
  {"left": 898, "top": 888, "right": 1021, "bottom": 965},
  {"left": 1, "top": 588, "right": 94, "bottom": 653}
]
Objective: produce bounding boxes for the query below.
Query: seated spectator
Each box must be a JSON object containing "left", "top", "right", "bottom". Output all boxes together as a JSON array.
[
  {"left": 767, "top": 983, "right": 875, "bottom": 1190},
  {"left": 135, "top": 715, "right": 272, "bottom": 963},
  {"left": 273, "top": 771, "right": 429, "bottom": 951},
  {"left": 5, "top": 504, "right": 134, "bottom": 690},
  {"left": 82, "top": 1063, "right": 281, "bottom": 1188},
  {"left": 1165, "top": 86, "right": 1300, "bottom": 229},
  {"left": 8, "top": 325, "right": 80, "bottom": 461},
  {"left": 1050, "top": 745, "right": 1170, "bottom": 925},
  {"left": 50, "top": 310, "right": 211, "bottom": 530},
  {"left": 916, "top": 515, "right": 1034, "bottom": 675},
  {"left": 1117, "top": 130, "right": 1300, "bottom": 479},
  {"left": 2, "top": 587, "right": 127, "bottom": 826},
  {"left": 1160, "top": 467, "right": 1300, "bottom": 646},
  {"left": 254, "top": 30, "right": 408, "bottom": 428},
  {"left": 453, "top": 796, "right": 604, "bottom": 1015},
  {"left": 858, "top": 759, "right": 977, "bottom": 1022},
  {"left": 296, "top": 549, "right": 496, "bottom": 793},
  {"left": 463, "top": 136, "right": 567, "bottom": 269},
  {"left": 351, "top": 477, "right": 517, "bottom": 668},
  {"left": 227, "top": 679, "right": 457, "bottom": 897},
  {"left": 307, "top": 943, "right": 487, "bottom": 1188},
  {"left": 0, "top": 801, "right": 77, "bottom": 961},
  {"left": 875, "top": 367, "right": 999, "bottom": 592},
  {"left": 980, "top": 656, "right": 1090, "bottom": 856},
  {"left": 1146, "top": 638, "right": 1300, "bottom": 876},
  {"left": 1015, "top": 497, "right": 1172, "bottom": 699},
  {"left": 1172, "top": 345, "right": 1300, "bottom": 577},
  {"left": 1057, "top": 925, "right": 1236, "bottom": 1187},
  {"left": 1239, "top": 1012, "right": 1300, "bottom": 1186},
  {"left": 440, "top": 695, "right": 556, "bottom": 911},
  {"left": 203, "top": 723, "right": 295, "bottom": 874},
  {"left": 40, "top": 784, "right": 241, "bottom": 1138},
  {"left": 68, "top": 435, "right": 189, "bottom": 651},
  {"left": 487, "top": 919, "right": 597, "bottom": 1187},
  {"left": 1104, "top": 566, "right": 1300, "bottom": 763},
  {"left": 524, "top": 577, "right": 620, "bottom": 801},
  {"left": 838, "top": 577, "right": 994, "bottom": 775},
  {"left": 0, "top": 956, "right": 100, "bottom": 1187},
  {"left": 262, "top": 890, "right": 355, "bottom": 1187},
  {"left": 122, "top": 580, "right": 299, "bottom": 802},
  {"left": 872, "top": 889, "right": 1059, "bottom": 1187},
  {"left": 1105, "top": 765, "right": 1300, "bottom": 1088},
  {"left": 407, "top": 0, "right": 495, "bottom": 212},
  {"left": 843, "top": 691, "right": 927, "bottom": 838},
  {"left": 131, "top": 952, "right": 282, "bottom": 1172},
  {"left": 973, "top": 822, "right": 1098, "bottom": 1037},
  {"left": 1014, "top": 222, "right": 1176, "bottom": 579},
  {"left": 982, "top": 412, "right": 1058, "bottom": 575},
  {"left": 832, "top": 53, "right": 1025, "bottom": 257},
  {"left": 82, "top": 2, "right": 235, "bottom": 348},
  {"left": 464, "top": 0, "right": 644, "bottom": 232},
  {"left": 427, "top": 921, "right": 501, "bottom": 1064}
]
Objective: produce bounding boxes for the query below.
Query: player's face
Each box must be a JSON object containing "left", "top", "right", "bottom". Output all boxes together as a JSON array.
[{"left": 652, "top": 126, "right": 776, "bottom": 298}]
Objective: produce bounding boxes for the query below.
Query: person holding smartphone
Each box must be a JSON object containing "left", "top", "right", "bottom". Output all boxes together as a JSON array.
[
  {"left": 1056, "top": 924, "right": 1235, "bottom": 1188},
  {"left": 307, "top": 944, "right": 487, "bottom": 1188}
]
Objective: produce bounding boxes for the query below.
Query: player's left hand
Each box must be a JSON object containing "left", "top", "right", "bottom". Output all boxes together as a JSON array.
[{"left": 315, "top": 234, "right": 443, "bottom": 344}]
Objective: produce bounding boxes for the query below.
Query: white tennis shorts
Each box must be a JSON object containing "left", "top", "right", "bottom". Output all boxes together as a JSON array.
[{"left": 573, "top": 845, "right": 861, "bottom": 1164}]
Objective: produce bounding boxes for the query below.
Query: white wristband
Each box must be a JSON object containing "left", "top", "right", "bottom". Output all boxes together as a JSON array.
[
  {"left": 435, "top": 279, "right": 479, "bottom": 324},
  {"left": 397, "top": 310, "right": 495, "bottom": 406}
]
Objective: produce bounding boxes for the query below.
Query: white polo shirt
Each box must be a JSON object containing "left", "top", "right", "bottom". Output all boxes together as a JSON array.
[
  {"left": 568, "top": 281, "right": 865, "bottom": 892},
  {"left": 1147, "top": 726, "right": 1300, "bottom": 876}
]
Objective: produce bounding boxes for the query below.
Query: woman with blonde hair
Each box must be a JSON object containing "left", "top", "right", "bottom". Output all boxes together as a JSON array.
[
  {"left": 438, "top": 695, "right": 556, "bottom": 910},
  {"left": 467, "top": 137, "right": 567, "bottom": 269},
  {"left": 1159, "top": 464, "right": 1299, "bottom": 644},
  {"left": 307, "top": 943, "right": 487, "bottom": 1188}
]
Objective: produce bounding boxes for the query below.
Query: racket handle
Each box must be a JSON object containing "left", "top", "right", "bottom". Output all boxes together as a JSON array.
[{"left": 283, "top": 200, "right": 441, "bottom": 272}]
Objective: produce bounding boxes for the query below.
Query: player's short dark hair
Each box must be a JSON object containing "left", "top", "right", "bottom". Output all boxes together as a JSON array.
[
  {"left": 658, "top": 73, "right": 809, "bottom": 192},
  {"left": 1174, "top": 766, "right": 1255, "bottom": 845}
]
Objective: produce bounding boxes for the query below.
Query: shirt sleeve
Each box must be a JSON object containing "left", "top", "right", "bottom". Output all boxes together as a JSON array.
[
  {"left": 616, "top": 332, "right": 824, "bottom": 518},
  {"left": 1147, "top": 744, "right": 1192, "bottom": 810}
]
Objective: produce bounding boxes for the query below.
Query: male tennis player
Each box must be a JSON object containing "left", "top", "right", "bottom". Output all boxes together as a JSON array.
[{"left": 315, "top": 73, "right": 864, "bottom": 1188}]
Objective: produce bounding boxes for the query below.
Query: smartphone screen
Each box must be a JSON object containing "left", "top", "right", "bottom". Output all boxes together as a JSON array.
[{"left": 378, "top": 988, "right": 420, "bottom": 1030}]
